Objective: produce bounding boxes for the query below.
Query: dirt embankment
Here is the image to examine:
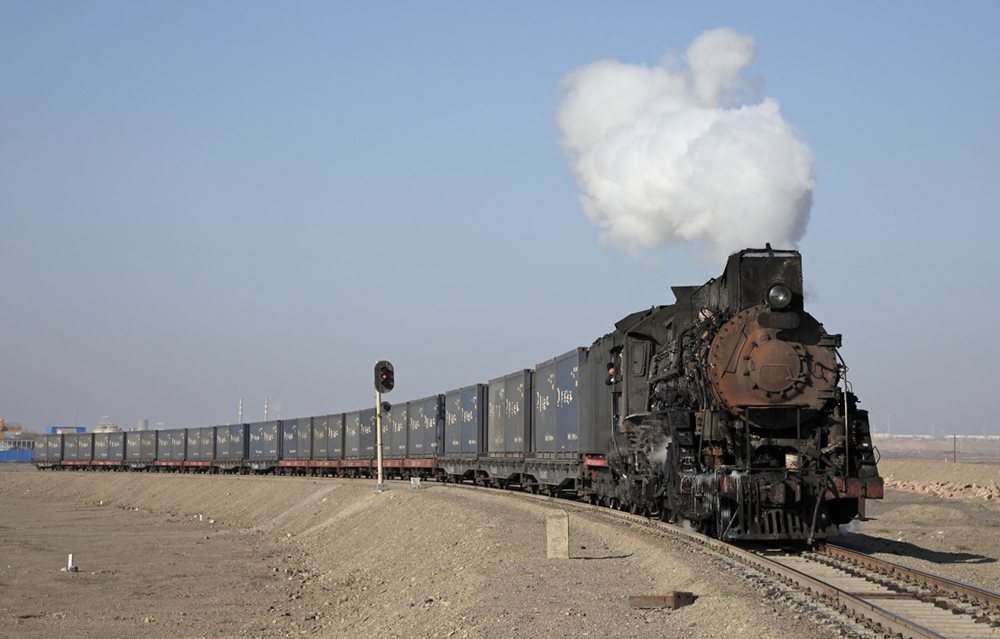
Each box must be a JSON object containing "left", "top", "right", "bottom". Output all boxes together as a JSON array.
[{"left": 1, "top": 468, "right": 839, "bottom": 639}]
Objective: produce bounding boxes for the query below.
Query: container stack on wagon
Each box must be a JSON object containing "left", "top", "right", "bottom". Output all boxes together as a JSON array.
[{"left": 33, "top": 346, "right": 603, "bottom": 490}]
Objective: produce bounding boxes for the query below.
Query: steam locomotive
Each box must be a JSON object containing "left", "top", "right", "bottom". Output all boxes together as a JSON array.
[{"left": 35, "top": 248, "right": 882, "bottom": 543}]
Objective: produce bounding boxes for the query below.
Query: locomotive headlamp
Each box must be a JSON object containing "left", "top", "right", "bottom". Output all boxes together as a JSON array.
[{"left": 767, "top": 283, "right": 793, "bottom": 310}]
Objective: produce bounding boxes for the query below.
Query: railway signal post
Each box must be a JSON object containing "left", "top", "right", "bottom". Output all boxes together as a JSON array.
[{"left": 374, "top": 360, "right": 394, "bottom": 493}]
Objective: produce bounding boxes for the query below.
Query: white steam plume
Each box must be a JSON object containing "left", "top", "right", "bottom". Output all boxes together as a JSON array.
[{"left": 556, "top": 28, "right": 815, "bottom": 264}]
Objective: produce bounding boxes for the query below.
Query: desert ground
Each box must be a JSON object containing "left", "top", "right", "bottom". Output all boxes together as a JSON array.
[{"left": 2, "top": 442, "right": 1000, "bottom": 638}]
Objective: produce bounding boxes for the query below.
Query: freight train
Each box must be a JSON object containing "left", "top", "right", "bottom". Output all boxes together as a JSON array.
[{"left": 35, "top": 248, "right": 882, "bottom": 542}]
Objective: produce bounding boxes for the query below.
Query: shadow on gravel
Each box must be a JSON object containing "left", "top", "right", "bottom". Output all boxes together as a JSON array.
[
  {"left": 836, "top": 532, "right": 996, "bottom": 565},
  {"left": 574, "top": 553, "right": 634, "bottom": 561}
]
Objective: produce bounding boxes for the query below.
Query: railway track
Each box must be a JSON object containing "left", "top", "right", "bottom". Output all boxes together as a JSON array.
[{"left": 444, "top": 481, "right": 1000, "bottom": 638}]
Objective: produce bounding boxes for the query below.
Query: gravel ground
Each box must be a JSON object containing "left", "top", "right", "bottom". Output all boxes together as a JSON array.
[
  {"left": 3, "top": 458, "right": 1000, "bottom": 637},
  {"left": 1, "top": 467, "right": 837, "bottom": 639},
  {"left": 837, "top": 459, "right": 1000, "bottom": 593}
]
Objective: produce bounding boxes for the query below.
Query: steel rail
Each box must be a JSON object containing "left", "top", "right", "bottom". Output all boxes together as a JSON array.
[{"left": 821, "top": 542, "right": 1000, "bottom": 610}]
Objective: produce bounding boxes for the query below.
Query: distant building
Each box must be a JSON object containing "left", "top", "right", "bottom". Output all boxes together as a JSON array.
[{"left": 45, "top": 426, "right": 86, "bottom": 434}]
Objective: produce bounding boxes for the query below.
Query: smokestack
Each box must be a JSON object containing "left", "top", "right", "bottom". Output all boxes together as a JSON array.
[
  {"left": 137, "top": 419, "right": 148, "bottom": 432},
  {"left": 556, "top": 28, "right": 815, "bottom": 265}
]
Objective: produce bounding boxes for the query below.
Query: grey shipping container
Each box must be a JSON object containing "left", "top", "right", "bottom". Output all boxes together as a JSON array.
[
  {"left": 64, "top": 433, "right": 79, "bottom": 461},
  {"left": 215, "top": 426, "right": 230, "bottom": 460},
  {"left": 35, "top": 434, "right": 62, "bottom": 462},
  {"left": 47, "top": 434, "right": 64, "bottom": 461},
  {"left": 32, "top": 436, "right": 47, "bottom": 461},
  {"left": 344, "top": 411, "right": 361, "bottom": 458},
  {"left": 140, "top": 431, "right": 158, "bottom": 460},
  {"left": 407, "top": 395, "right": 443, "bottom": 457},
  {"left": 93, "top": 431, "right": 124, "bottom": 462},
  {"left": 281, "top": 418, "right": 312, "bottom": 460},
  {"left": 311, "top": 415, "right": 329, "bottom": 460},
  {"left": 156, "top": 431, "right": 171, "bottom": 461},
  {"left": 327, "top": 414, "right": 344, "bottom": 459},
  {"left": 360, "top": 408, "right": 376, "bottom": 457},
  {"left": 77, "top": 433, "right": 94, "bottom": 461},
  {"left": 125, "top": 431, "right": 141, "bottom": 461},
  {"left": 387, "top": 404, "right": 408, "bottom": 456},
  {"left": 444, "top": 389, "right": 462, "bottom": 454},
  {"left": 281, "top": 419, "right": 298, "bottom": 459},
  {"left": 217, "top": 424, "right": 247, "bottom": 462},
  {"left": 577, "top": 336, "right": 615, "bottom": 454},
  {"left": 407, "top": 400, "right": 424, "bottom": 456},
  {"left": 534, "top": 348, "right": 587, "bottom": 454},
  {"left": 157, "top": 429, "right": 185, "bottom": 462},
  {"left": 488, "top": 371, "right": 531, "bottom": 455},
  {"left": 447, "top": 384, "right": 486, "bottom": 455},
  {"left": 248, "top": 421, "right": 279, "bottom": 460},
  {"left": 94, "top": 432, "right": 110, "bottom": 461},
  {"left": 297, "top": 417, "right": 312, "bottom": 459},
  {"left": 422, "top": 395, "right": 443, "bottom": 456},
  {"left": 199, "top": 426, "right": 215, "bottom": 461},
  {"left": 187, "top": 429, "right": 202, "bottom": 460}
]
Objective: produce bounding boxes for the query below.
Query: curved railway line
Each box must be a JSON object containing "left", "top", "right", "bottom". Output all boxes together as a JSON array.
[{"left": 442, "top": 480, "right": 1000, "bottom": 638}]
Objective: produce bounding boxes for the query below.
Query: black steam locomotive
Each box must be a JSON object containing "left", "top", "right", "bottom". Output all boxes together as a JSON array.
[
  {"left": 36, "top": 248, "right": 881, "bottom": 543},
  {"left": 585, "top": 246, "right": 882, "bottom": 540}
]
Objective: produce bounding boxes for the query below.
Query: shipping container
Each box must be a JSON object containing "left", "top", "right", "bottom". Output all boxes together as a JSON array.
[
  {"left": 64, "top": 433, "right": 79, "bottom": 461},
  {"left": 156, "top": 430, "right": 171, "bottom": 461},
  {"left": 344, "top": 411, "right": 361, "bottom": 458},
  {"left": 157, "top": 429, "right": 186, "bottom": 462},
  {"left": 311, "top": 415, "right": 329, "bottom": 459},
  {"left": 407, "top": 395, "right": 443, "bottom": 457},
  {"left": 94, "top": 432, "right": 110, "bottom": 461},
  {"left": 108, "top": 431, "right": 124, "bottom": 461},
  {"left": 281, "top": 419, "right": 298, "bottom": 460},
  {"left": 215, "top": 426, "right": 230, "bottom": 460},
  {"left": 280, "top": 418, "right": 312, "bottom": 461},
  {"left": 125, "top": 432, "right": 140, "bottom": 461},
  {"left": 360, "top": 408, "right": 376, "bottom": 458},
  {"left": 140, "top": 431, "right": 158, "bottom": 461},
  {"left": 34, "top": 435, "right": 62, "bottom": 462},
  {"left": 198, "top": 426, "right": 215, "bottom": 461},
  {"left": 423, "top": 395, "right": 443, "bottom": 456},
  {"left": 173, "top": 430, "right": 187, "bottom": 460},
  {"left": 187, "top": 429, "right": 202, "bottom": 461},
  {"left": 488, "top": 371, "right": 531, "bottom": 455},
  {"left": 297, "top": 417, "right": 312, "bottom": 460},
  {"left": 217, "top": 424, "right": 247, "bottom": 463},
  {"left": 327, "top": 414, "right": 344, "bottom": 459},
  {"left": 533, "top": 348, "right": 587, "bottom": 454},
  {"left": 457, "top": 384, "right": 487, "bottom": 455},
  {"left": 32, "top": 436, "right": 47, "bottom": 461},
  {"left": 577, "top": 336, "right": 615, "bottom": 454},
  {"left": 407, "top": 400, "right": 425, "bottom": 456},
  {"left": 444, "top": 389, "right": 462, "bottom": 455},
  {"left": 78, "top": 433, "right": 94, "bottom": 461},
  {"left": 248, "top": 421, "right": 279, "bottom": 460},
  {"left": 47, "top": 434, "right": 64, "bottom": 461},
  {"left": 387, "top": 404, "right": 408, "bottom": 456}
]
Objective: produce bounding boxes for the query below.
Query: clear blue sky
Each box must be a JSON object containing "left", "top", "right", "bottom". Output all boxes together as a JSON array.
[{"left": 2, "top": 2, "right": 998, "bottom": 435}]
